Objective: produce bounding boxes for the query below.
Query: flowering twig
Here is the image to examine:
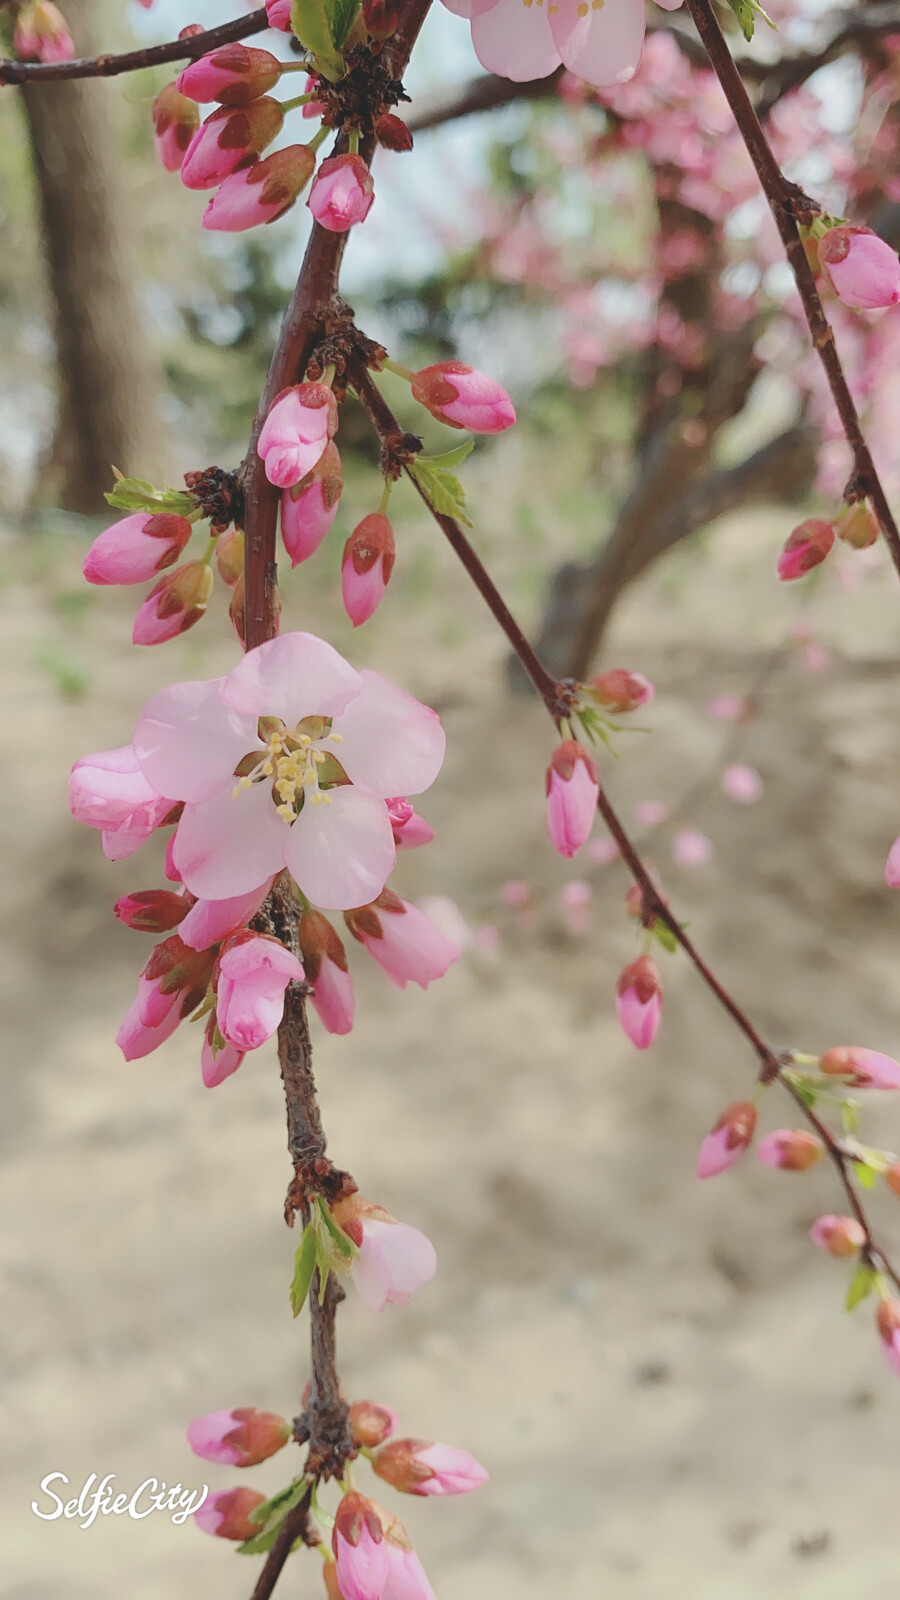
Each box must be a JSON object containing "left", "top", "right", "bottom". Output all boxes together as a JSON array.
[
  {"left": 684, "top": 0, "right": 900, "bottom": 580},
  {"left": 0, "top": 8, "right": 269, "bottom": 85}
]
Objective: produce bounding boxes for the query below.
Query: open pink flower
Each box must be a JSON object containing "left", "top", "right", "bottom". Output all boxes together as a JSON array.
[
  {"left": 615, "top": 954, "right": 661, "bottom": 1049},
  {"left": 69, "top": 745, "right": 175, "bottom": 861},
  {"left": 308, "top": 154, "right": 375, "bottom": 232},
  {"left": 696, "top": 1101, "right": 757, "bottom": 1179},
  {"left": 818, "top": 226, "right": 900, "bottom": 311},
  {"left": 203, "top": 145, "right": 316, "bottom": 232},
  {"left": 215, "top": 933, "right": 304, "bottom": 1051},
  {"left": 545, "top": 740, "right": 599, "bottom": 858},
  {"left": 345, "top": 892, "right": 460, "bottom": 990},
  {"left": 83, "top": 512, "right": 193, "bottom": 586},
  {"left": 373, "top": 1438, "right": 488, "bottom": 1496},
  {"left": 132, "top": 632, "right": 445, "bottom": 911},
  {"left": 152, "top": 83, "right": 200, "bottom": 173},
  {"left": 181, "top": 98, "right": 284, "bottom": 190},
  {"left": 334, "top": 1195, "right": 437, "bottom": 1312},
  {"left": 188, "top": 1407, "right": 290, "bottom": 1467},
  {"left": 195, "top": 1486, "right": 267, "bottom": 1540},
  {"left": 258, "top": 383, "right": 338, "bottom": 489},
  {"left": 440, "top": 0, "right": 678, "bottom": 91},
  {"left": 299, "top": 911, "right": 355, "bottom": 1034},
  {"left": 281, "top": 441, "right": 343, "bottom": 566},
  {"left": 410, "top": 362, "right": 515, "bottom": 433}
]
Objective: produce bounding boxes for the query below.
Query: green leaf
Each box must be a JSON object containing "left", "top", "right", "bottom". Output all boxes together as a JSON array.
[
  {"left": 726, "top": 0, "right": 775, "bottom": 41},
  {"left": 791, "top": 1080, "right": 819, "bottom": 1111},
  {"left": 247, "top": 1477, "right": 310, "bottom": 1531},
  {"left": 416, "top": 439, "right": 475, "bottom": 471},
  {"left": 857, "top": 1162, "right": 877, "bottom": 1191},
  {"left": 331, "top": 0, "right": 360, "bottom": 48},
  {"left": 841, "top": 1100, "right": 862, "bottom": 1136},
  {"left": 407, "top": 458, "right": 472, "bottom": 527},
  {"left": 289, "top": 1224, "right": 318, "bottom": 1317},
  {"left": 104, "top": 475, "right": 196, "bottom": 516},
  {"left": 290, "top": 0, "right": 344, "bottom": 80},
  {"left": 846, "top": 1261, "right": 875, "bottom": 1312},
  {"left": 316, "top": 1197, "right": 357, "bottom": 1260},
  {"left": 652, "top": 921, "right": 678, "bottom": 955}
]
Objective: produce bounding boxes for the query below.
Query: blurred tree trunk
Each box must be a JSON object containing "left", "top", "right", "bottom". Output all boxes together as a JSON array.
[{"left": 20, "top": 0, "right": 167, "bottom": 512}]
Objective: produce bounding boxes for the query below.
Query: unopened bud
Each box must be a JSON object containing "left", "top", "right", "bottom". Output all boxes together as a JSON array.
[
  {"left": 115, "top": 890, "right": 188, "bottom": 933},
  {"left": 188, "top": 1407, "right": 291, "bottom": 1467},
  {"left": 375, "top": 113, "right": 413, "bottom": 152},
  {"left": 885, "top": 1162, "right": 900, "bottom": 1198},
  {"left": 820, "top": 1047, "right": 900, "bottom": 1090},
  {"left": 195, "top": 1486, "right": 267, "bottom": 1540},
  {"left": 216, "top": 527, "right": 245, "bottom": 587},
  {"left": 587, "top": 668, "right": 654, "bottom": 714},
  {"left": 777, "top": 519, "right": 835, "bottom": 582},
  {"left": 757, "top": 1129, "right": 824, "bottom": 1171},
  {"left": 342, "top": 512, "right": 395, "bottom": 626},
  {"left": 809, "top": 1214, "right": 865, "bottom": 1258},
  {"left": 372, "top": 1437, "right": 488, "bottom": 1496},
  {"left": 696, "top": 1100, "right": 757, "bottom": 1179},
  {"left": 133, "top": 561, "right": 213, "bottom": 645},
  {"left": 876, "top": 1297, "right": 900, "bottom": 1376},
  {"left": 362, "top": 0, "right": 401, "bottom": 37},
  {"left": 615, "top": 954, "right": 662, "bottom": 1050},
  {"left": 348, "top": 1400, "right": 397, "bottom": 1449},
  {"left": 834, "top": 500, "right": 879, "bottom": 549}
]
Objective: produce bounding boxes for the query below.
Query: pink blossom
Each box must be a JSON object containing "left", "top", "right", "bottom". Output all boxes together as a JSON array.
[
  {"left": 188, "top": 1407, "right": 290, "bottom": 1467},
  {"left": 215, "top": 934, "right": 304, "bottom": 1051},
  {"left": 721, "top": 763, "right": 763, "bottom": 804},
  {"left": 116, "top": 987, "right": 183, "bottom": 1061},
  {"left": 114, "top": 889, "right": 187, "bottom": 933},
  {"left": 819, "top": 226, "right": 900, "bottom": 311},
  {"left": 202, "top": 1031, "right": 244, "bottom": 1088},
  {"left": 132, "top": 633, "right": 446, "bottom": 910},
  {"left": 707, "top": 693, "right": 749, "bottom": 723},
  {"left": 391, "top": 801, "right": 435, "bottom": 849},
  {"left": 308, "top": 154, "right": 375, "bottom": 232},
  {"left": 349, "top": 1400, "right": 397, "bottom": 1448},
  {"left": 588, "top": 668, "right": 654, "bottom": 713},
  {"left": 299, "top": 910, "right": 355, "bottom": 1035},
  {"left": 809, "top": 1214, "right": 865, "bottom": 1258},
  {"left": 670, "top": 827, "right": 713, "bottom": 869},
  {"left": 819, "top": 1046, "right": 900, "bottom": 1090},
  {"left": 133, "top": 561, "right": 214, "bottom": 645},
  {"left": 777, "top": 518, "right": 835, "bottom": 581},
  {"left": 152, "top": 83, "right": 199, "bottom": 173},
  {"left": 333, "top": 1493, "right": 390, "bottom": 1600},
  {"left": 343, "top": 513, "right": 396, "bottom": 626},
  {"left": 302, "top": 72, "right": 325, "bottom": 118},
  {"left": 615, "top": 954, "right": 662, "bottom": 1049},
  {"left": 410, "top": 362, "right": 515, "bottom": 433},
  {"left": 545, "top": 740, "right": 599, "bottom": 858},
  {"left": 634, "top": 799, "right": 668, "bottom": 828},
  {"left": 176, "top": 44, "right": 282, "bottom": 106},
  {"left": 178, "top": 881, "right": 275, "bottom": 952},
  {"left": 195, "top": 1486, "right": 267, "bottom": 1540},
  {"left": 83, "top": 512, "right": 193, "bottom": 586},
  {"left": 373, "top": 1438, "right": 489, "bottom": 1496},
  {"left": 445, "top": 0, "right": 664, "bottom": 92},
  {"left": 757, "top": 1129, "right": 824, "bottom": 1171},
  {"left": 203, "top": 145, "right": 316, "bottom": 232},
  {"left": 383, "top": 1524, "right": 437, "bottom": 1600},
  {"left": 69, "top": 745, "right": 175, "bottom": 861},
  {"left": 696, "top": 1101, "right": 757, "bottom": 1178},
  {"left": 587, "top": 835, "right": 619, "bottom": 865},
  {"left": 876, "top": 1299, "right": 900, "bottom": 1377},
  {"left": 885, "top": 833, "right": 900, "bottom": 888},
  {"left": 559, "top": 879, "right": 591, "bottom": 935},
  {"left": 14, "top": 1, "right": 73, "bottom": 62},
  {"left": 281, "top": 441, "right": 343, "bottom": 565},
  {"left": 181, "top": 98, "right": 284, "bottom": 190},
  {"left": 258, "top": 383, "right": 338, "bottom": 489},
  {"left": 343, "top": 1207, "right": 438, "bottom": 1312},
  {"left": 345, "top": 892, "right": 460, "bottom": 990},
  {"left": 265, "top": 0, "right": 292, "bottom": 27}
]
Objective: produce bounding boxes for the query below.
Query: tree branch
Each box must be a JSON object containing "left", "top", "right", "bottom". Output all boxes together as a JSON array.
[{"left": 0, "top": 8, "right": 270, "bottom": 85}]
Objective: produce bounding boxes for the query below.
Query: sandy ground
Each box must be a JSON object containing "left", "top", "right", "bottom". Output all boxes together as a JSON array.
[{"left": 3, "top": 502, "right": 900, "bottom": 1600}]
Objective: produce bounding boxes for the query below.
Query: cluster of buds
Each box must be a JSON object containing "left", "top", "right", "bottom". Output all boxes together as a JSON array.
[{"left": 777, "top": 499, "right": 879, "bottom": 582}]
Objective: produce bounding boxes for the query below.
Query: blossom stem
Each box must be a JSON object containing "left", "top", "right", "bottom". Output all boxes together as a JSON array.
[
  {"left": 280, "top": 93, "right": 317, "bottom": 113},
  {"left": 382, "top": 356, "right": 416, "bottom": 382}
]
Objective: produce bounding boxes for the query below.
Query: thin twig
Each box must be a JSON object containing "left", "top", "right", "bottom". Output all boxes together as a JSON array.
[{"left": 0, "top": 8, "right": 269, "bottom": 84}]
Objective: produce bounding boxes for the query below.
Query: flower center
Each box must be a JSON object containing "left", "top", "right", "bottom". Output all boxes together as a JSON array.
[{"left": 232, "top": 717, "right": 345, "bottom": 822}]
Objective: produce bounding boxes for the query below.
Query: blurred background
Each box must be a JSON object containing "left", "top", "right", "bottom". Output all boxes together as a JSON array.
[{"left": 3, "top": 1, "right": 900, "bottom": 1596}]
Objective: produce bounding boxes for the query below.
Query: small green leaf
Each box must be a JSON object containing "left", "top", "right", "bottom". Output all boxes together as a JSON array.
[
  {"left": 104, "top": 475, "right": 196, "bottom": 516},
  {"left": 331, "top": 0, "right": 360, "bottom": 47},
  {"left": 841, "top": 1100, "right": 862, "bottom": 1136},
  {"left": 247, "top": 1476, "right": 310, "bottom": 1531},
  {"left": 857, "top": 1162, "right": 877, "bottom": 1191},
  {"left": 316, "top": 1257, "right": 330, "bottom": 1305},
  {"left": 791, "top": 1080, "right": 819, "bottom": 1111},
  {"left": 726, "top": 0, "right": 774, "bottom": 40},
  {"left": 289, "top": 1224, "right": 318, "bottom": 1317},
  {"left": 652, "top": 921, "right": 678, "bottom": 955},
  {"left": 416, "top": 439, "right": 475, "bottom": 471},
  {"left": 407, "top": 458, "right": 472, "bottom": 527},
  {"left": 316, "top": 1196, "right": 357, "bottom": 1260},
  {"left": 290, "top": 0, "right": 344, "bottom": 79},
  {"left": 846, "top": 1261, "right": 875, "bottom": 1312}
]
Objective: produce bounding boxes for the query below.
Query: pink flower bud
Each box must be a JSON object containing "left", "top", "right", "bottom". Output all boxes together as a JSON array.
[
  {"left": 302, "top": 74, "right": 325, "bottom": 118},
  {"left": 809, "top": 1214, "right": 865, "bottom": 1258},
  {"left": 258, "top": 381, "right": 338, "bottom": 488},
  {"left": 886, "top": 833, "right": 900, "bottom": 889},
  {"left": 757, "top": 1129, "right": 824, "bottom": 1171},
  {"left": 14, "top": 1, "right": 73, "bottom": 62},
  {"left": 332, "top": 1195, "right": 438, "bottom": 1313},
  {"left": 392, "top": 809, "right": 435, "bottom": 849},
  {"left": 83, "top": 512, "right": 193, "bottom": 586},
  {"left": 69, "top": 744, "right": 175, "bottom": 861},
  {"left": 116, "top": 987, "right": 184, "bottom": 1061},
  {"left": 588, "top": 669, "right": 654, "bottom": 714},
  {"left": 308, "top": 154, "right": 375, "bottom": 233},
  {"left": 181, "top": 97, "right": 284, "bottom": 190},
  {"left": 201, "top": 1026, "right": 244, "bottom": 1088},
  {"left": 382, "top": 1514, "right": 437, "bottom": 1600},
  {"left": 114, "top": 889, "right": 188, "bottom": 933},
  {"left": 363, "top": 0, "right": 401, "bottom": 37},
  {"left": 176, "top": 44, "right": 283, "bottom": 106},
  {"left": 215, "top": 527, "right": 245, "bottom": 587},
  {"left": 410, "top": 361, "right": 515, "bottom": 434},
  {"left": 298, "top": 910, "right": 355, "bottom": 1035},
  {"left": 835, "top": 500, "right": 879, "bottom": 549},
  {"left": 615, "top": 954, "right": 662, "bottom": 1050},
  {"left": 373, "top": 1438, "right": 488, "bottom": 1497},
  {"left": 281, "top": 441, "right": 343, "bottom": 566},
  {"left": 349, "top": 1401, "right": 397, "bottom": 1449},
  {"left": 819, "top": 1047, "right": 900, "bottom": 1090},
  {"left": 333, "top": 1492, "right": 389, "bottom": 1600},
  {"left": 876, "top": 1297, "right": 900, "bottom": 1376},
  {"left": 777, "top": 519, "right": 835, "bottom": 581},
  {"left": 696, "top": 1100, "right": 757, "bottom": 1178},
  {"left": 178, "top": 882, "right": 274, "bottom": 953},
  {"left": 375, "top": 113, "right": 413, "bottom": 152},
  {"left": 265, "top": 0, "right": 292, "bottom": 28},
  {"left": 342, "top": 513, "right": 395, "bottom": 626},
  {"left": 721, "top": 763, "right": 763, "bottom": 804},
  {"left": 670, "top": 826, "right": 713, "bottom": 869},
  {"left": 140, "top": 934, "right": 214, "bottom": 1022},
  {"left": 545, "top": 740, "right": 599, "bottom": 858},
  {"left": 195, "top": 1486, "right": 267, "bottom": 1540},
  {"left": 707, "top": 693, "right": 750, "bottom": 723},
  {"left": 188, "top": 1407, "right": 291, "bottom": 1467},
  {"left": 203, "top": 144, "right": 316, "bottom": 232},
  {"left": 345, "top": 891, "right": 460, "bottom": 991},
  {"left": 152, "top": 82, "right": 200, "bottom": 173},
  {"left": 818, "top": 226, "right": 900, "bottom": 311},
  {"left": 215, "top": 933, "right": 304, "bottom": 1051},
  {"left": 132, "top": 560, "right": 214, "bottom": 644}
]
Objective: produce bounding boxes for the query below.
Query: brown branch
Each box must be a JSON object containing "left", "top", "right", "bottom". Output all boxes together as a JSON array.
[
  {"left": 249, "top": 1487, "right": 319, "bottom": 1600},
  {"left": 0, "top": 8, "right": 269, "bottom": 85},
  {"left": 684, "top": 0, "right": 900, "bottom": 580}
]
